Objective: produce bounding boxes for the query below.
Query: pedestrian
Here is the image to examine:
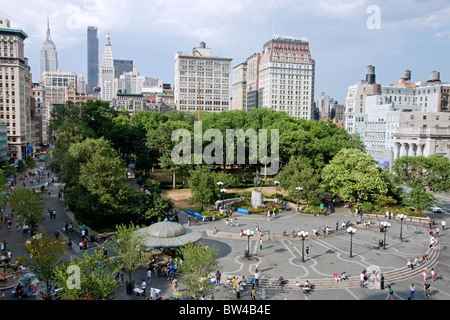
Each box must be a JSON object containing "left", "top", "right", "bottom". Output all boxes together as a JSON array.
[
  {"left": 83, "top": 238, "right": 88, "bottom": 250},
  {"left": 254, "top": 271, "right": 260, "bottom": 287},
  {"left": 215, "top": 270, "right": 221, "bottom": 286},
  {"left": 259, "top": 238, "right": 262, "bottom": 250},
  {"left": 424, "top": 281, "right": 431, "bottom": 298},
  {"left": 385, "top": 285, "right": 394, "bottom": 300},
  {"left": 146, "top": 268, "right": 152, "bottom": 285},
  {"left": 251, "top": 288, "right": 256, "bottom": 300},
  {"left": 305, "top": 246, "right": 310, "bottom": 260},
  {"left": 67, "top": 239, "right": 72, "bottom": 250},
  {"left": 78, "top": 241, "right": 83, "bottom": 251},
  {"left": 423, "top": 268, "right": 428, "bottom": 281},
  {"left": 442, "top": 220, "right": 446, "bottom": 230},
  {"left": 431, "top": 268, "right": 437, "bottom": 282},
  {"left": 236, "top": 282, "right": 240, "bottom": 299},
  {"left": 187, "top": 216, "right": 191, "bottom": 226},
  {"left": 410, "top": 283, "right": 415, "bottom": 299},
  {"left": 141, "top": 279, "right": 147, "bottom": 297}
]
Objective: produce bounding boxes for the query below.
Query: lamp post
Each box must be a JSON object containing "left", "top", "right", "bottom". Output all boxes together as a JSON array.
[
  {"left": 298, "top": 230, "right": 308, "bottom": 262},
  {"left": 347, "top": 226, "right": 356, "bottom": 258},
  {"left": 217, "top": 181, "right": 224, "bottom": 207},
  {"left": 296, "top": 187, "right": 303, "bottom": 205},
  {"left": 274, "top": 181, "right": 280, "bottom": 198},
  {"left": 397, "top": 214, "right": 406, "bottom": 241},
  {"left": 243, "top": 229, "right": 254, "bottom": 259},
  {"left": 380, "top": 221, "right": 391, "bottom": 250},
  {"left": 220, "top": 188, "right": 227, "bottom": 208}
]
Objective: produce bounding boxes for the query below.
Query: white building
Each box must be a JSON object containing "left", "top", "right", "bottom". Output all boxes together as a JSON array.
[
  {"left": 346, "top": 67, "right": 450, "bottom": 169},
  {"left": 258, "top": 36, "right": 315, "bottom": 119},
  {"left": 231, "top": 62, "right": 246, "bottom": 110},
  {"left": 174, "top": 42, "right": 232, "bottom": 113},
  {"left": 77, "top": 74, "right": 86, "bottom": 95},
  {"left": 101, "top": 32, "right": 115, "bottom": 101},
  {"left": 39, "top": 18, "right": 58, "bottom": 81},
  {"left": 0, "top": 18, "right": 32, "bottom": 160}
]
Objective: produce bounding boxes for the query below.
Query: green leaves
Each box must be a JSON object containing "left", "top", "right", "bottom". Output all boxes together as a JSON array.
[{"left": 321, "top": 148, "right": 388, "bottom": 202}]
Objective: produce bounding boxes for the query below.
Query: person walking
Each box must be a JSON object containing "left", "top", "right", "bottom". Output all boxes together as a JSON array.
[
  {"left": 215, "top": 270, "right": 221, "bottom": 286},
  {"left": 431, "top": 268, "right": 437, "bottom": 282},
  {"left": 410, "top": 283, "right": 415, "bottom": 299},
  {"left": 305, "top": 246, "right": 310, "bottom": 260},
  {"left": 424, "top": 281, "right": 431, "bottom": 298},
  {"left": 385, "top": 285, "right": 394, "bottom": 300},
  {"left": 423, "top": 268, "right": 428, "bottom": 281},
  {"left": 259, "top": 238, "right": 262, "bottom": 251},
  {"left": 251, "top": 288, "right": 256, "bottom": 300}
]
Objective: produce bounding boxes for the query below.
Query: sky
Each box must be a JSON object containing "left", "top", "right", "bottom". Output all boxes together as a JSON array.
[{"left": 1, "top": 0, "right": 450, "bottom": 104}]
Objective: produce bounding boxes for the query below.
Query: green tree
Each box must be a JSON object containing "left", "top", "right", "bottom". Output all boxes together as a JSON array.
[
  {"left": 54, "top": 248, "right": 121, "bottom": 300},
  {"left": 178, "top": 242, "right": 218, "bottom": 299},
  {"left": 107, "top": 223, "right": 146, "bottom": 282},
  {"left": 393, "top": 155, "right": 450, "bottom": 192},
  {"left": 9, "top": 187, "right": 46, "bottom": 235},
  {"left": 17, "top": 229, "right": 66, "bottom": 299},
  {"left": 321, "top": 148, "right": 388, "bottom": 202},
  {"left": 187, "top": 166, "right": 220, "bottom": 211},
  {"left": 276, "top": 156, "right": 323, "bottom": 205},
  {"left": 405, "top": 186, "right": 437, "bottom": 214}
]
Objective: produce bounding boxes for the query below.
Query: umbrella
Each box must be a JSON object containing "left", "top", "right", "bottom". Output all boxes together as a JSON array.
[
  {"left": 7, "top": 178, "right": 14, "bottom": 182},
  {"left": 171, "top": 290, "right": 184, "bottom": 299}
]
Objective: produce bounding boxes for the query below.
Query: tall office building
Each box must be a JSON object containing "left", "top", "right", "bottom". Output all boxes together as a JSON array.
[
  {"left": 114, "top": 59, "right": 133, "bottom": 78},
  {"left": 174, "top": 42, "right": 232, "bottom": 113},
  {"left": 231, "top": 62, "right": 247, "bottom": 110},
  {"left": 101, "top": 32, "right": 115, "bottom": 101},
  {"left": 258, "top": 36, "right": 315, "bottom": 119},
  {"left": 39, "top": 17, "right": 58, "bottom": 81},
  {"left": 0, "top": 18, "right": 32, "bottom": 160},
  {"left": 87, "top": 26, "right": 99, "bottom": 94}
]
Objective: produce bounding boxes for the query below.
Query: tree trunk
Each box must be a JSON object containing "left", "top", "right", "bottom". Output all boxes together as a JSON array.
[{"left": 173, "top": 171, "right": 176, "bottom": 189}]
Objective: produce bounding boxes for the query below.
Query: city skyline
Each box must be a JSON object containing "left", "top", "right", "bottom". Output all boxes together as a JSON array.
[{"left": 1, "top": 0, "right": 450, "bottom": 103}]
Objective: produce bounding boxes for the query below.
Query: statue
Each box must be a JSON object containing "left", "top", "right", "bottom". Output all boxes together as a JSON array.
[{"left": 253, "top": 172, "right": 262, "bottom": 190}]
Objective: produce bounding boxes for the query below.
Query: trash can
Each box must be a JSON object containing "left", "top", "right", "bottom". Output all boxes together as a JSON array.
[{"left": 379, "top": 240, "right": 383, "bottom": 247}]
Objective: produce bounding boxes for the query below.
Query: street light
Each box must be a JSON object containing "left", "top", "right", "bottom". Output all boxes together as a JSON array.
[
  {"left": 243, "top": 229, "right": 254, "bottom": 259},
  {"left": 298, "top": 230, "right": 308, "bottom": 262},
  {"left": 296, "top": 187, "right": 303, "bottom": 205},
  {"left": 274, "top": 180, "right": 280, "bottom": 199},
  {"left": 380, "top": 221, "right": 391, "bottom": 250},
  {"left": 397, "top": 214, "right": 407, "bottom": 241},
  {"left": 220, "top": 188, "right": 227, "bottom": 207},
  {"left": 347, "top": 226, "right": 356, "bottom": 258}
]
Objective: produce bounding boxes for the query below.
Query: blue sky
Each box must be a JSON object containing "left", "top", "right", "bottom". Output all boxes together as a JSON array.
[{"left": 1, "top": 0, "right": 450, "bottom": 103}]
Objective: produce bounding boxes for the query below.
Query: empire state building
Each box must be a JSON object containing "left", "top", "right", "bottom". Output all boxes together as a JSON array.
[{"left": 40, "top": 18, "right": 58, "bottom": 81}]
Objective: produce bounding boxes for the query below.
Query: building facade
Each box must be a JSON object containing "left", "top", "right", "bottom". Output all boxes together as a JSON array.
[
  {"left": 114, "top": 59, "right": 133, "bottom": 79},
  {"left": 174, "top": 42, "right": 232, "bottom": 113},
  {"left": 101, "top": 33, "right": 115, "bottom": 101},
  {"left": 39, "top": 18, "right": 58, "bottom": 81},
  {"left": 231, "top": 62, "right": 246, "bottom": 110},
  {"left": 257, "top": 36, "right": 315, "bottom": 119},
  {"left": 87, "top": 26, "right": 99, "bottom": 94},
  {"left": 0, "top": 18, "right": 31, "bottom": 160}
]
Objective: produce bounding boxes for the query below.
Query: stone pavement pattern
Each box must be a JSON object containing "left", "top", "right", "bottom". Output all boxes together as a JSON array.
[{"left": 1, "top": 169, "right": 449, "bottom": 300}]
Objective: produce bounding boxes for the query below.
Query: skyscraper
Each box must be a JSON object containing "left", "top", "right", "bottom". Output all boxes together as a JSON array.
[
  {"left": 258, "top": 36, "right": 315, "bottom": 119},
  {"left": 101, "top": 32, "right": 115, "bottom": 101},
  {"left": 87, "top": 26, "right": 99, "bottom": 94},
  {"left": 39, "top": 17, "right": 58, "bottom": 81}
]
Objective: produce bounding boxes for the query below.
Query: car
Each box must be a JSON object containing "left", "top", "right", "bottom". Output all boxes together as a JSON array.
[{"left": 429, "top": 206, "right": 442, "bottom": 213}]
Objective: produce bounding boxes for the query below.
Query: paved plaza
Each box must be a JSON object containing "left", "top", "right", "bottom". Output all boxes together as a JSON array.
[{"left": 1, "top": 169, "right": 449, "bottom": 301}]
